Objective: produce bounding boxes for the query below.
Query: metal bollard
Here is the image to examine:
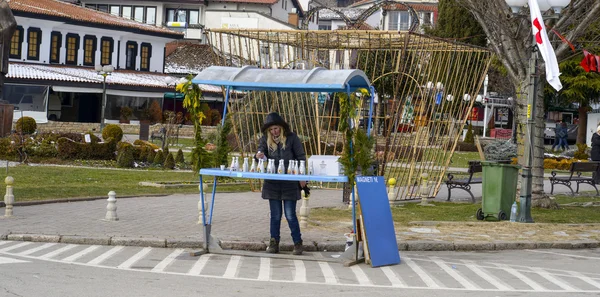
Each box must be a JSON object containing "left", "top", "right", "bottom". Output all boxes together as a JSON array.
[
  {"left": 198, "top": 184, "right": 209, "bottom": 224},
  {"left": 299, "top": 190, "right": 310, "bottom": 229},
  {"left": 4, "top": 176, "right": 14, "bottom": 217},
  {"left": 105, "top": 191, "right": 119, "bottom": 221}
]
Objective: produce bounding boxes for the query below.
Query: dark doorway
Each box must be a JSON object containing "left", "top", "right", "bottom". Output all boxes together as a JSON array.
[{"left": 78, "top": 93, "right": 100, "bottom": 123}]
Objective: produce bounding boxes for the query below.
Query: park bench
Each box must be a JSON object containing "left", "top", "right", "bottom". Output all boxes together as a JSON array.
[
  {"left": 150, "top": 127, "right": 166, "bottom": 143},
  {"left": 445, "top": 160, "right": 482, "bottom": 203},
  {"left": 549, "top": 161, "right": 600, "bottom": 196}
]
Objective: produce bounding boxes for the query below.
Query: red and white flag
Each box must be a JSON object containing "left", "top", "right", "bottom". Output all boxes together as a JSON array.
[{"left": 529, "top": 0, "right": 562, "bottom": 91}]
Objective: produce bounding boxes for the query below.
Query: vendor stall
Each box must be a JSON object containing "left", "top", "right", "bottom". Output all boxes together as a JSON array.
[{"left": 192, "top": 65, "right": 375, "bottom": 261}]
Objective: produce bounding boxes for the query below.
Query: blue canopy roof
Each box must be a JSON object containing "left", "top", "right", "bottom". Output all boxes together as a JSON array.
[{"left": 191, "top": 65, "right": 372, "bottom": 93}]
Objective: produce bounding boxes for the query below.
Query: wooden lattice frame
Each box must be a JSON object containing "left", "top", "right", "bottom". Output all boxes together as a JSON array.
[{"left": 205, "top": 29, "right": 492, "bottom": 200}]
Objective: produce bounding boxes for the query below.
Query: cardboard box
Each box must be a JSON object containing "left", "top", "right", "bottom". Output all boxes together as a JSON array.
[{"left": 308, "top": 155, "right": 341, "bottom": 176}]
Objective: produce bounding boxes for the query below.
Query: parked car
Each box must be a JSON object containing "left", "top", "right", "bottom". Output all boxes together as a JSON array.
[{"left": 544, "top": 120, "right": 577, "bottom": 144}]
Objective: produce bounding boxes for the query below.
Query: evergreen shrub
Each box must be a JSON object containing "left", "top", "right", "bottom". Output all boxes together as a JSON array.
[
  {"left": 175, "top": 149, "right": 185, "bottom": 163},
  {"left": 164, "top": 153, "right": 175, "bottom": 169},
  {"left": 16, "top": 116, "right": 37, "bottom": 134},
  {"left": 102, "top": 124, "right": 124, "bottom": 142}
]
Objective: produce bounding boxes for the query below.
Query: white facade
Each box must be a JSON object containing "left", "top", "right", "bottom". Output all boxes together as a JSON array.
[{"left": 10, "top": 16, "right": 173, "bottom": 72}]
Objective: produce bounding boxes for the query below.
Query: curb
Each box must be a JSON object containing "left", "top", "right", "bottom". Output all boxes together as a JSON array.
[
  {"left": 0, "top": 194, "right": 170, "bottom": 208},
  {"left": 3, "top": 233, "right": 600, "bottom": 252}
]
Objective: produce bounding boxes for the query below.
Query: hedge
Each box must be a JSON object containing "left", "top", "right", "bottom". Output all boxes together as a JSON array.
[{"left": 57, "top": 137, "right": 117, "bottom": 160}]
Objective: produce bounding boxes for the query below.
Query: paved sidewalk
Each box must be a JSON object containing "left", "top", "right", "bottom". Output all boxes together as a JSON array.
[{"left": 1, "top": 182, "right": 599, "bottom": 252}]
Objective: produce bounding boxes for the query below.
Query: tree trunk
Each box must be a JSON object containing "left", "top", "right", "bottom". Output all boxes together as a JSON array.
[
  {"left": 515, "top": 79, "right": 558, "bottom": 209},
  {"left": 577, "top": 104, "right": 589, "bottom": 145}
]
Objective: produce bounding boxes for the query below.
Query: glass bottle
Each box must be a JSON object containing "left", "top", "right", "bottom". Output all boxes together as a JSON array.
[
  {"left": 308, "top": 161, "right": 314, "bottom": 175},
  {"left": 250, "top": 158, "right": 257, "bottom": 173},
  {"left": 242, "top": 157, "right": 249, "bottom": 172},
  {"left": 277, "top": 160, "right": 285, "bottom": 174},
  {"left": 258, "top": 159, "right": 264, "bottom": 173},
  {"left": 293, "top": 160, "right": 299, "bottom": 175},
  {"left": 229, "top": 156, "right": 236, "bottom": 172},
  {"left": 287, "top": 160, "right": 294, "bottom": 175},
  {"left": 299, "top": 160, "right": 306, "bottom": 175}
]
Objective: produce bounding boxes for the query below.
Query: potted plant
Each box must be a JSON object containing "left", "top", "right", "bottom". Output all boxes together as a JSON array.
[{"left": 120, "top": 106, "right": 133, "bottom": 124}]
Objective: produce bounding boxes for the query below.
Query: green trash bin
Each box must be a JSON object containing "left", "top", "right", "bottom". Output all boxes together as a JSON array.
[{"left": 476, "top": 161, "right": 520, "bottom": 221}]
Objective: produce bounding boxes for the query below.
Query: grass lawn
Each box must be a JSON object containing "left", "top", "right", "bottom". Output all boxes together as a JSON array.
[
  {"left": 310, "top": 195, "right": 600, "bottom": 226},
  {"left": 449, "top": 151, "right": 482, "bottom": 168},
  {"left": 1, "top": 165, "right": 250, "bottom": 202}
]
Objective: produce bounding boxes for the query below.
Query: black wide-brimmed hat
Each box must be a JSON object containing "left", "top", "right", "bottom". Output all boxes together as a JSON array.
[{"left": 262, "top": 112, "right": 290, "bottom": 134}]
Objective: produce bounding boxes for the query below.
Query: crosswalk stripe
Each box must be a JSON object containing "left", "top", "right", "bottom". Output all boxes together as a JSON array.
[
  {"left": 501, "top": 265, "right": 547, "bottom": 291},
  {"left": 257, "top": 257, "right": 270, "bottom": 281},
  {"left": 223, "top": 255, "right": 241, "bottom": 278},
  {"left": 0, "top": 241, "right": 11, "bottom": 247},
  {"left": 117, "top": 247, "right": 152, "bottom": 269},
  {"left": 318, "top": 262, "right": 338, "bottom": 284},
  {"left": 62, "top": 245, "right": 100, "bottom": 262},
  {"left": 462, "top": 260, "right": 512, "bottom": 290},
  {"left": 569, "top": 271, "right": 600, "bottom": 289},
  {"left": 39, "top": 244, "right": 77, "bottom": 259},
  {"left": 404, "top": 258, "right": 440, "bottom": 288},
  {"left": 432, "top": 257, "right": 478, "bottom": 290},
  {"left": 350, "top": 265, "right": 372, "bottom": 286},
  {"left": 532, "top": 267, "right": 578, "bottom": 291},
  {"left": 187, "top": 254, "right": 212, "bottom": 275},
  {"left": 293, "top": 260, "right": 306, "bottom": 283},
  {"left": 0, "top": 242, "right": 32, "bottom": 252},
  {"left": 17, "top": 243, "right": 56, "bottom": 256},
  {"left": 151, "top": 249, "right": 184, "bottom": 272},
  {"left": 380, "top": 266, "right": 406, "bottom": 287},
  {"left": 87, "top": 246, "right": 124, "bottom": 265}
]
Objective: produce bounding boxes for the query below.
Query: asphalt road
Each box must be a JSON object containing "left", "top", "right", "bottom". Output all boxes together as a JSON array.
[{"left": 1, "top": 240, "right": 599, "bottom": 296}]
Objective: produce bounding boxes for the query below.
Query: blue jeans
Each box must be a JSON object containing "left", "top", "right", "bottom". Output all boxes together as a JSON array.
[{"left": 269, "top": 199, "right": 302, "bottom": 244}]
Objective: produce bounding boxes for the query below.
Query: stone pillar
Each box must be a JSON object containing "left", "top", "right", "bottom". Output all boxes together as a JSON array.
[
  {"left": 299, "top": 189, "right": 310, "bottom": 229},
  {"left": 4, "top": 176, "right": 14, "bottom": 217},
  {"left": 105, "top": 191, "right": 118, "bottom": 221},
  {"left": 419, "top": 173, "right": 433, "bottom": 206}
]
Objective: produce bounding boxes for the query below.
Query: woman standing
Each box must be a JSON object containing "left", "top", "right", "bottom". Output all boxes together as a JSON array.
[{"left": 256, "top": 112, "right": 306, "bottom": 255}]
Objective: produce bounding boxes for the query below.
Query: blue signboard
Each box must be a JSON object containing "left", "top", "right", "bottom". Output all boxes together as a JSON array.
[{"left": 355, "top": 176, "right": 401, "bottom": 267}]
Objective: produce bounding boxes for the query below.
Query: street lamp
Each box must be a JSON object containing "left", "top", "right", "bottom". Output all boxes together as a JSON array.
[
  {"left": 504, "top": 0, "right": 570, "bottom": 223},
  {"left": 95, "top": 64, "right": 114, "bottom": 130}
]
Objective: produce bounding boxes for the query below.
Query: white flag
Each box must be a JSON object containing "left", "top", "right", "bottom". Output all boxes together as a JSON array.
[{"left": 529, "top": 0, "right": 562, "bottom": 91}]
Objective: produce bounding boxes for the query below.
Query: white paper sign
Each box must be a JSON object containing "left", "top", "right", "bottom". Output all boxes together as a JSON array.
[{"left": 84, "top": 134, "right": 91, "bottom": 143}]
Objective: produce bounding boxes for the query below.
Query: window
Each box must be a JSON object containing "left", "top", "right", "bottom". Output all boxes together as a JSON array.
[
  {"left": 125, "top": 41, "right": 137, "bottom": 70},
  {"left": 134, "top": 6, "right": 144, "bottom": 22},
  {"left": 388, "top": 11, "right": 410, "bottom": 31},
  {"left": 27, "top": 27, "right": 42, "bottom": 61},
  {"left": 65, "top": 33, "right": 80, "bottom": 65},
  {"left": 189, "top": 10, "right": 199, "bottom": 25},
  {"left": 282, "top": 0, "right": 284, "bottom": 9},
  {"left": 98, "top": 4, "right": 108, "bottom": 13},
  {"left": 166, "top": 8, "right": 200, "bottom": 24},
  {"left": 83, "top": 35, "right": 97, "bottom": 66},
  {"left": 122, "top": 6, "right": 132, "bottom": 19},
  {"left": 49, "top": 32, "right": 62, "bottom": 64},
  {"left": 110, "top": 5, "right": 120, "bottom": 16},
  {"left": 85, "top": 4, "right": 96, "bottom": 9},
  {"left": 285, "top": 1, "right": 287, "bottom": 10},
  {"left": 100, "top": 37, "right": 114, "bottom": 66},
  {"left": 318, "top": 24, "right": 331, "bottom": 30},
  {"left": 146, "top": 7, "right": 156, "bottom": 25},
  {"left": 140, "top": 43, "right": 152, "bottom": 71},
  {"left": 9, "top": 26, "right": 24, "bottom": 59}
]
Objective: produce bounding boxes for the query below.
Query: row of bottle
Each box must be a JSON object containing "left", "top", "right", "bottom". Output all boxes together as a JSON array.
[{"left": 229, "top": 157, "right": 314, "bottom": 175}]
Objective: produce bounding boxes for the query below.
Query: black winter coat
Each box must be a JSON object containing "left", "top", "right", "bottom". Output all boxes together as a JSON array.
[
  {"left": 257, "top": 132, "right": 306, "bottom": 201},
  {"left": 591, "top": 133, "right": 600, "bottom": 161}
]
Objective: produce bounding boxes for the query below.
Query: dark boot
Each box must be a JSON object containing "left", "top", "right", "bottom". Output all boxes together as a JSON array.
[
  {"left": 293, "top": 241, "right": 303, "bottom": 255},
  {"left": 266, "top": 238, "right": 279, "bottom": 254}
]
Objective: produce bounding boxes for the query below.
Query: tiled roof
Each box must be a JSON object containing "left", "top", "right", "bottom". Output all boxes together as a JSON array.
[
  {"left": 7, "top": 0, "right": 183, "bottom": 37},
  {"left": 6, "top": 63, "right": 223, "bottom": 93},
  {"left": 165, "top": 43, "right": 216, "bottom": 75}
]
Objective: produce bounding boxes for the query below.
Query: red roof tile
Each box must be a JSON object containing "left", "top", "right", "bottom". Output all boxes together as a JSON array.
[{"left": 8, "top": 0, "right": 183, "bottom": 37}]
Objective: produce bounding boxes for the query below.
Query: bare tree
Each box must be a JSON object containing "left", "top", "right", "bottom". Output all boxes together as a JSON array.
[{"left": 458, "top": 0, "right": 600, "bottom": 207}]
